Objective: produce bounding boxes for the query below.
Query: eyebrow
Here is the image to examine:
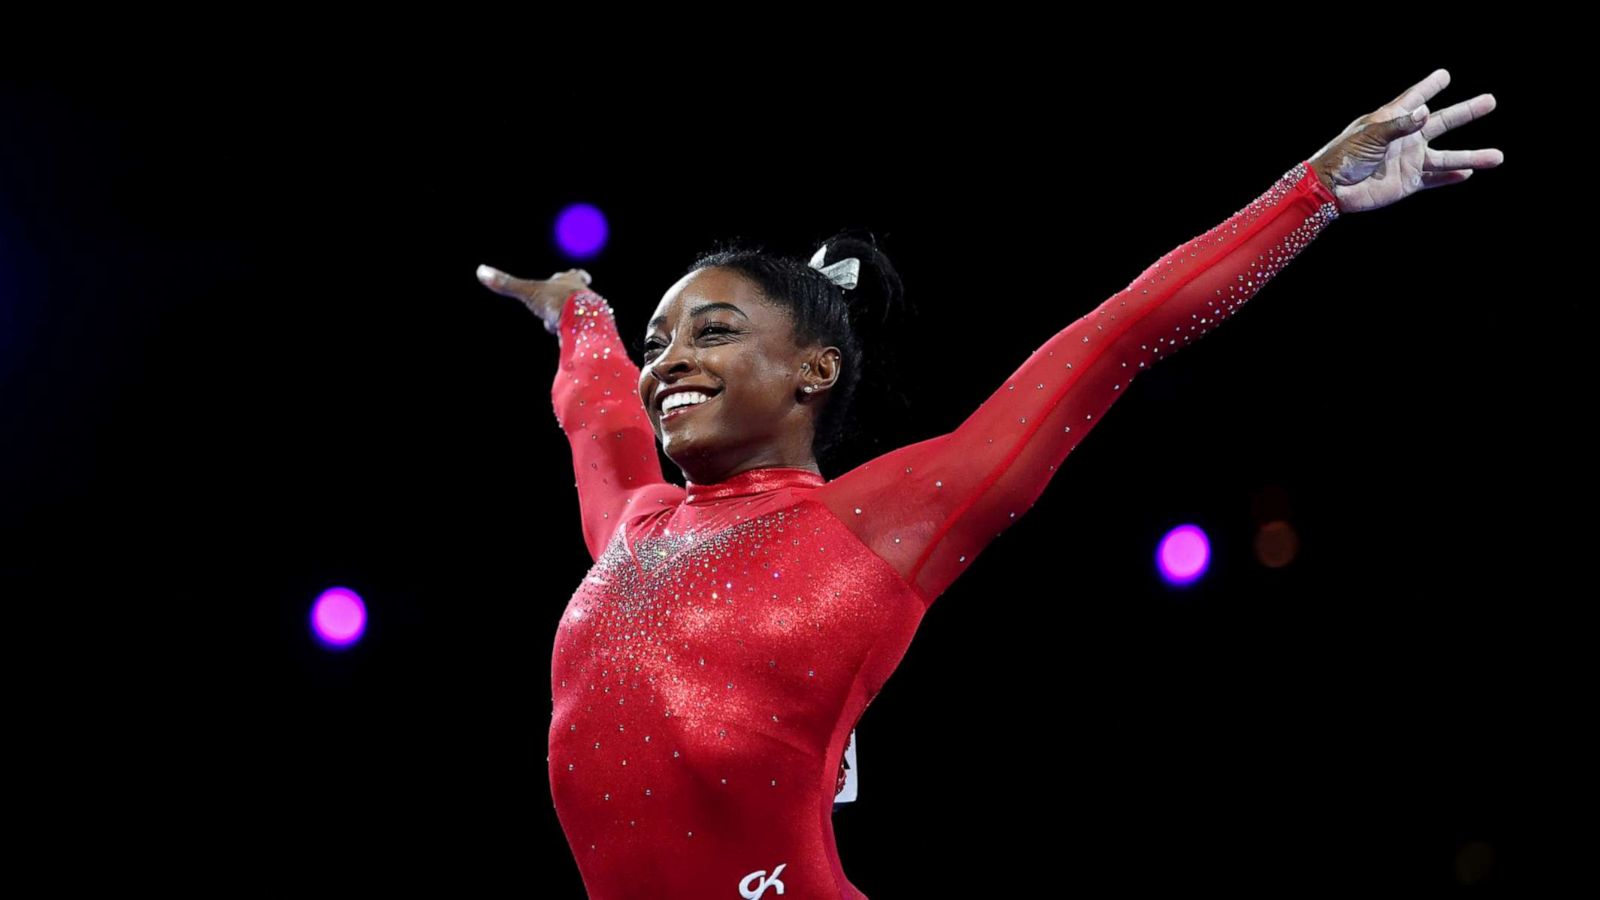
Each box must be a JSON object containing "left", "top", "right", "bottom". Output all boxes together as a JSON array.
[{"left": 648, "top": 302, "right": 751, "bottom": 332}]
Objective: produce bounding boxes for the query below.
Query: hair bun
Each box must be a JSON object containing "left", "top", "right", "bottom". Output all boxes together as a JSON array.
[
  {"left": 809, "top": 245, "right": 862, "bottom": 291},
  {"left": 815, "top": 230, "right": 907, "bottom": 333}
]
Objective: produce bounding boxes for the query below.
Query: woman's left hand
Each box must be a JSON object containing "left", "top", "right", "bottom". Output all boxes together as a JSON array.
[{"left": 1309, "top": 68, "right": 1503, "bottom": 215}]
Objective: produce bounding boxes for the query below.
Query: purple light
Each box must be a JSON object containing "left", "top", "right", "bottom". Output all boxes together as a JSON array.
[
  {"left": 311, "top": 587, "right": 367, "bottom": 649},
  {"left": 554, "top": 203, "right": 608, "bottom": 259},
  {"left": 1156, "top": 524, "right": 1211, "bottom": 587}
]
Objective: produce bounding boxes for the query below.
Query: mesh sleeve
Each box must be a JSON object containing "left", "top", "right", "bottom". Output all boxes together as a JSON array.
[
  {"left": 814, "top": 161, "right": 1341, "bottom": 604},
  {"left": 551, "top": 288, "right": 684, "bottom": 561}
]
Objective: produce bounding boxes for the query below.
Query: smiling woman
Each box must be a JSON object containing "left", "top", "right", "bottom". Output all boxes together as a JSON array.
[
  {"left": 474, "top": 67, "right": 1503, "bottom": 900},
  {"left": 628, "top": 240, "right": 908, "bottom": 489},
  {"left": 517, "top": 161, "right": 1342, "bottom": 900}
]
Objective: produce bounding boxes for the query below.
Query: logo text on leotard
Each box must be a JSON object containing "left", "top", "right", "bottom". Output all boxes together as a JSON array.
[{"left": 740, "top": 862, "right": 787, "bottom": 898}]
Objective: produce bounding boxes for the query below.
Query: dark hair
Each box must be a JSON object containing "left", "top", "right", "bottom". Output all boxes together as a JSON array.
[{"left": 682, "top": 228, "right": 913, "bottom": 470}]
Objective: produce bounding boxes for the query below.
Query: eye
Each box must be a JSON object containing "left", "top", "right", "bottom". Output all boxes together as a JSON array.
[{"left": 640, "top": 324, "right": 733, "bottom": 360}]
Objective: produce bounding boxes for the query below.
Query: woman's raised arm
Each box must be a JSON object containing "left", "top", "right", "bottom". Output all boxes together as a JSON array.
[
  {"left": 478, "top": 266, "right": 683, "bottom": 561},
  {"left": 813, "top": 161, "right": 1341, "bottom": 605},
  {"left": 812, "top": 68, "right": 1501, "bottom": 606}
]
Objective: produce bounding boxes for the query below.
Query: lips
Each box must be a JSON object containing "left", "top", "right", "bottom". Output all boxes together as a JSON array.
[{"left": 661, "top": 392, "right": 717, "bottom": 423}]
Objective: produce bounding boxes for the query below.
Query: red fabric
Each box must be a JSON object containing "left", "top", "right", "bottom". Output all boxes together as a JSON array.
[{"left": 547, "top": 161, "right": 1339, "bottom": 898}]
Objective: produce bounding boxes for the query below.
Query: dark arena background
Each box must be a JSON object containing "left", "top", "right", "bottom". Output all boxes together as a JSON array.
[{"left": 1, "top": 51, "right": 1581, "bottom": 895}]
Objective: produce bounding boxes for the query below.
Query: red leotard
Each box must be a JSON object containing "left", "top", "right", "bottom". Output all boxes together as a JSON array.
[{"left": 546, "top": 161, "right": 1340, "bottom": 899}]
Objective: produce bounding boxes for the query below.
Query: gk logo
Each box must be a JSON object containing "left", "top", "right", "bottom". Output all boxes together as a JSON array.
[{"left": 740, "top": 862, "right": 787, "bottom": 898}]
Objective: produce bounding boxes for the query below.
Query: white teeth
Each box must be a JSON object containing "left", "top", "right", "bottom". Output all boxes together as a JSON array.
[{"left": 662, "top": 391, "right": 712, "bottom": 412}]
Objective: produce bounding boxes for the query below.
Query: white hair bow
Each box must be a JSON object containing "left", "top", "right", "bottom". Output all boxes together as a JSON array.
[{"left": 808, "top": 245, "right": 860, "bottom": 290}]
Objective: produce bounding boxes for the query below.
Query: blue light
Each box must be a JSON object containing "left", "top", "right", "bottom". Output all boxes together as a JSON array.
[{"left": 555, "top": 203, "right": 608, "bottom": 259}]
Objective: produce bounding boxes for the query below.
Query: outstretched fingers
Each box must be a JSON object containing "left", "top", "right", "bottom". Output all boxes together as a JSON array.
[
  {"left": 1424, "top": 146, "right": 1505, "bottom": 172},
  {"left": 1390, "top": 67, "right": 1452, "bottom": 115},
  {"left": 477, "top": 265, "right": 588, "bottom": 298},
  {"left": 476, "top": 264, "right": 527, "bottom": 299},
  {"left": 1422, "top": 92, "right": 1498, "bottom": 142},
  {"left": 1419, "top": 169, "right": 1475, "bottom": 191},
  {"left": 1418, "top": 91, "right": 1502, "bottom": 175}
]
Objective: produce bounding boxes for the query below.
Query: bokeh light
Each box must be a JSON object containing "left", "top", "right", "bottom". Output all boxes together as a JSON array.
[
  {"left": 1156, "top": 524, "right": 1211, "bottom": 586},
  {"left": 1253, "top": 519, "right": 1301, "bottom": 568},
  {"left": 555, "top": 203, "right": 608, "bottom": 259},
  {"left": 1454, "top": 840, "right": 1494, "bottom": 886},
  {"left": 311, "top": 586, "right": 367, "bottom": 649}
]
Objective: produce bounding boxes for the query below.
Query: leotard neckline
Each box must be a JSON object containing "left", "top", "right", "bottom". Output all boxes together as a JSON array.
[{"left": 683, "top": 465, "right": 826, "bottom": 504}]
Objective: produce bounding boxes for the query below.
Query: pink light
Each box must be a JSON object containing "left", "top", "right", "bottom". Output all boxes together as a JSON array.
[
  {"left": 311, "top": 586, "right": 367, "bottom": 649},
  {"left": 1157, "top": 524, "right": 1211, "bottom": 587}
]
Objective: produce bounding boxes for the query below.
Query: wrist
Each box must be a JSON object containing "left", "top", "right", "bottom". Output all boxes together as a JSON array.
[
  {"left": 1308, "top": 157, "right": 1337, "bottom": 195},
  {"left": 538, "top": 288, "right": 575, "bottom": 335}
]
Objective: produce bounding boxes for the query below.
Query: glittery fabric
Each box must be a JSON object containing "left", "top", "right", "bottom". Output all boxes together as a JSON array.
[{"left": 547, "top": 161, "right": 1339, "bottom": 899}]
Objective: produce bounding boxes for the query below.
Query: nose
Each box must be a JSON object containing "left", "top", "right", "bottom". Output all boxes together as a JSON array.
[{"left": 645, "top": 336, "right": 698, "bottom": 384}]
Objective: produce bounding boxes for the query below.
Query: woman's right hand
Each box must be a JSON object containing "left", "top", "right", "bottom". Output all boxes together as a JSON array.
[{"left": 476, "top": 264, "right": 593, "bottom": 335}]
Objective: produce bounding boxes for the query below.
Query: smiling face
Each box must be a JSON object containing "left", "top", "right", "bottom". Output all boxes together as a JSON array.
[{"left": 638, "top": 266, "right": 839, "bottom": 485}]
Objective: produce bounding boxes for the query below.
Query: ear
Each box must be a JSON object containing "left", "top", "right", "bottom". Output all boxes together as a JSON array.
[{"left": 804, "top": 347, "right": 843, "bottom": 392}]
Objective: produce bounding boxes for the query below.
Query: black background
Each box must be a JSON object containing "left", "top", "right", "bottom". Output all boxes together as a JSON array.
[{"left": 1, "top": 45, "right": 1582, "bottom": 895}]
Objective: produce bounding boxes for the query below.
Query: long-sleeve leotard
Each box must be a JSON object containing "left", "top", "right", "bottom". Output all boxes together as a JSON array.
[{"left": 547, "top": 159, "right": 1339, "bottom": 898}]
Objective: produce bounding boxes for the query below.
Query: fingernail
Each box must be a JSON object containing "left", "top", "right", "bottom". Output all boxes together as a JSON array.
[
  {"left": 476, "top": 264, "right": 497, "bottom": 284},
  {"left": 1411, "top": 107, "right": 1427, "bottom": 123}
]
